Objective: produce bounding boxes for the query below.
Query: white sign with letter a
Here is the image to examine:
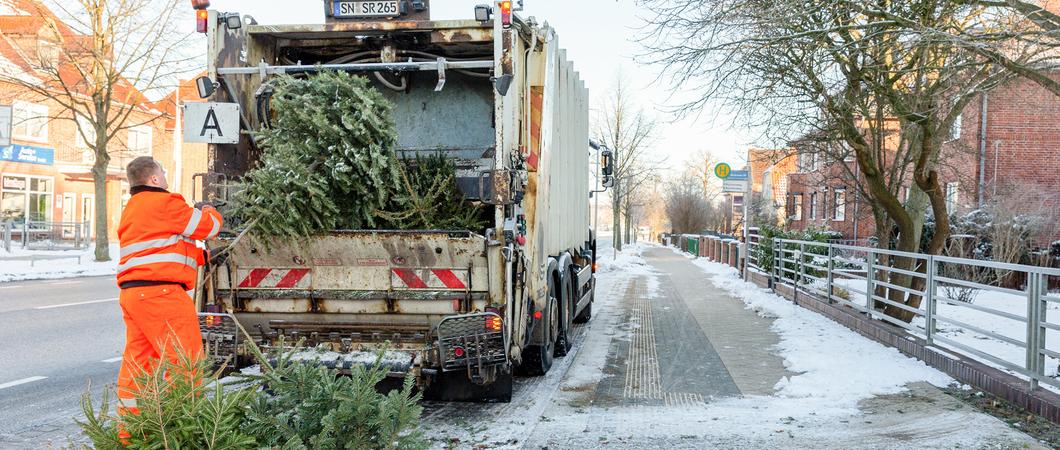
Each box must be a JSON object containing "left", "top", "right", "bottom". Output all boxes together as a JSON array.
[{"left": 183, "top": 102, "right": 240, "bottom": 144}]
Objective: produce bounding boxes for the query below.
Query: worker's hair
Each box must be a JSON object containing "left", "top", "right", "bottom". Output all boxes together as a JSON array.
[{"left": 126, "top": 156, "right": 161, "bottom": 186}]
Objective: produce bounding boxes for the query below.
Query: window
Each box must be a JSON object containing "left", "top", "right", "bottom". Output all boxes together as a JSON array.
[
  {"left": 949, "top": 103, "right": 963, "bottom": 141},
  {"left": 792, "top": 194, "right": 803, "bottom": 221},
  {"left": 127, "top": 125, "right": 153, "bottom": 157},
  {"left": 833, "top": 189, "right": 846, "bottom": 221},
  {"left": 1, "top": 174, "right": 53, "bottom": 225},
  {"left": 37, "top": 41, "right": 60, "bottom": 69},
  {"left": 798, "top": 152, "right": 818, "bottom": 173},
  {"left": 809, "top": 192, "right": 818, "bottom": 219},
  {"left": 946, "top": 182, "right": 959, "bottom": 215},
  {"left": 75, "top": 116, "right": 96, "bottom": 148},
  {"left": 841, "top": 142, "right": 855, "bottom": 162},
  {"left": 732, "top": 194, "right": 744, "bottom": 208},
  {"left": 12, "top": 102, "right": 48, "bottom": 141}
]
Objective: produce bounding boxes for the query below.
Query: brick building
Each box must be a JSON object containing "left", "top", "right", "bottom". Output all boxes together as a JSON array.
[
  {"left": 0, "top": 0, "right": 206, "bottom": 241},
  {"left": 762, "top": 73, "right": 1060, "bottom": 246},
  {"left": 747, "top": 148, "right": 797, "bottom": 228}
]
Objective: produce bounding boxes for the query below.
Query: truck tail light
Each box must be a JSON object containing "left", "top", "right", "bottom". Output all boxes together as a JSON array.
[
  {"left": 191, "top": 0, "right": 210, "bottom": 9},
  {"left": 486, "top": 315, "right": 503, "bottom": 332},
  {"left": 499, "top": 1, "right": 512, "bottom": 28},
  {"left": 196, "top": 9, "right": 209, "bottom": 33}
]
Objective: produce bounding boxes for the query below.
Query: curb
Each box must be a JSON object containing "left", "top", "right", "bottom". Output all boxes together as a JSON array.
[{"left": 746, "top": 270, "right": 1060, "bottom": 424}]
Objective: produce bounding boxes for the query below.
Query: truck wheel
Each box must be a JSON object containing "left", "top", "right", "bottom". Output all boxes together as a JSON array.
[{"left": 518, "top": 297, "right": 557, "bottom": 376}]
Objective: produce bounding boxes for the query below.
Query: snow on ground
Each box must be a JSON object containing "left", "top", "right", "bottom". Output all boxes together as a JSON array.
[
  {"left": 687, "top": 252, "right": 954, "bottom": 416},
  {"left": 561, "top": 242, "right": 656, "bottom": 391},
  {"left": 925, "top": 290, "right": 1060, "bottom": 384},
  {"left": 423, "top": 243, "right": 1041, "bottom": 449},
  {"left": 0, "top": 244, "right": 118, "bottom": 282},
  {"left": 829, "top": 276, "right": 1060, "bottom": 392}
]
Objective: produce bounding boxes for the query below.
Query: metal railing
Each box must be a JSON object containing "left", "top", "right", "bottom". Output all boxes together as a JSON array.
[
  {"left": 2, "top": 220, "right": 93, "bottom": 251},
  {"left": 747, "top": 236, "right": 1060, "bottom": 390}
]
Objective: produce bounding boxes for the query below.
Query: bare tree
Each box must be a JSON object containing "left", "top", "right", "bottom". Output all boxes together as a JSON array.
[
  {"left": 0, "top": 0, "right": 194, "bottom": 261},
  {"left": 595, "top": 75, "right": 661, "bottom": 251},
  {"left": 640, "top": 0, "right": 1056, "bottom": 322},
  {"left": 664, "top": 168, "right": 726, "bottom": 235},
  {"left": 663, "top": 150, "right": 724, "bottom": 234},
  {"left": 982, "top": 184, "right": 1060, "bottom": 285}
]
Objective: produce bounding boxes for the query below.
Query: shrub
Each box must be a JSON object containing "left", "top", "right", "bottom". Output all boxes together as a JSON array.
[
  {"left": 752, "top": 224, "right": 836, "bottom": 281},
  {"left": 75, "top": 351, "right": 257, "bottom": 450},
  {"left": 242, "top": 348, "right": 427, "bottom": 450},
  {"left": 75, "top": 342, "right": 427, "bottom": 450}
]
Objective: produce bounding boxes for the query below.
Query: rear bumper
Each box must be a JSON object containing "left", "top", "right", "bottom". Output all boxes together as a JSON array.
[
  {"left": 216, "top": 289, "right": 489, "bottom": 301},
  {"left": 198, "top": 311, "right": 509, "bottom": 380}
]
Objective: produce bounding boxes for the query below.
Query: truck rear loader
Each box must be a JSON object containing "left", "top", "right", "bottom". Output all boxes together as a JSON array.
[{"left": 192, "top": 0, "right": 605, "bottom": 401}]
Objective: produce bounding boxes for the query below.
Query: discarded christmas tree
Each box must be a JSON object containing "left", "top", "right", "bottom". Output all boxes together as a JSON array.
[
  {"left": 231, "top": 71, "right": 487, "bottom": 237},
  {"left": 378, "top": 153, "right": 490, "bottom": 230}
]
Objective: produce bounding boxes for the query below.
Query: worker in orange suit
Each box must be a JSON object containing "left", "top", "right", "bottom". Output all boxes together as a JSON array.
[{"left": 115, "top": 156, "right": 222, "bottom": 417}]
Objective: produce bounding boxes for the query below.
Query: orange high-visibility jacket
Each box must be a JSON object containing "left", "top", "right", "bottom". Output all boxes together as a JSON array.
[{"left": 117, "top": 186, "right": 223, "bottom": 290}]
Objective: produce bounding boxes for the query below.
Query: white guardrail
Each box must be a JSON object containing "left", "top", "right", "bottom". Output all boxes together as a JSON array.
[{"left": 746, "top": 236, "right": 1060, "bottom": 390}]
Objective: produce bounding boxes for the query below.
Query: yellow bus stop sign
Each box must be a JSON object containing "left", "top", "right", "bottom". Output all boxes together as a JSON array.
[{"left": 715, "top": 163, "right": 732, "bottom": 179}]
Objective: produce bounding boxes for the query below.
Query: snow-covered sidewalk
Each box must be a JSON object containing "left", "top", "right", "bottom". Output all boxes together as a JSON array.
[
  {"left": 422, "top": 243, "right": 1043, "bottom": 449},
  {"left": 0, "top": 244, "right": 118, "bottom": 283}
]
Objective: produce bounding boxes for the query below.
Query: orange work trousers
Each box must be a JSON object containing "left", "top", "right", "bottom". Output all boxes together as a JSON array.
[{"left": 116, "top": 284, "right": 203, "bottom": 414}]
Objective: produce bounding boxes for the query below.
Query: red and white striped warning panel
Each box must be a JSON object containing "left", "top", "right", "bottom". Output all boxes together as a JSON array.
[
  {"left": 391, "top": 268, "right": 468, "bottom": 290},
  {"left": 236, "top": 268, "right": 312, "bottom": 289}
]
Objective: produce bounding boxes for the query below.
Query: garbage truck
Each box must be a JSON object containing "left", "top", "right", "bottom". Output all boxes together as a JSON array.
[{"left": 191, "top": 0, "right": 608, "bottom": 401}]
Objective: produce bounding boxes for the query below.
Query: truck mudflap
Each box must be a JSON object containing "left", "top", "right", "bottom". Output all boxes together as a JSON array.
[{"left": 437, "top": 312, "right": 506, "bottom": 381}]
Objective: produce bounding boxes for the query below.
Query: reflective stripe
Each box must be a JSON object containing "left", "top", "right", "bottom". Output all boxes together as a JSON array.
[
  {"left": 182, "top": 208, "right": 203, "bottom": 236},
  {"left": 206, "top": 215, "right": 220, "bottom": 239},
  {"left": 120, "top": 235, "right": 195, "bottom": 259},
  {"left": 117, "top": 253, "right": 198, "bottom": 274}
]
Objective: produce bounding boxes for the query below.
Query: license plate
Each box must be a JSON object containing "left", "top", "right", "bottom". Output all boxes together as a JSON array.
[{"left": 334, "top": 0, "right": 400, "bottom": 18}]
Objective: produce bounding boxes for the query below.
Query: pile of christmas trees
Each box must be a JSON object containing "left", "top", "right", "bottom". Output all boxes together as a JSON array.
[{"left": 231, "top": 71, "right": 488, "bottom": 238}]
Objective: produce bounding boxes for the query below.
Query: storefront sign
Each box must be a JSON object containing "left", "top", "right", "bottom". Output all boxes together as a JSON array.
[
  {"left": 0, "top": 144, "right": 55, "bottom": 166},
  {"left": 2, "top": 175, "right": 26, "bottom": 190}
]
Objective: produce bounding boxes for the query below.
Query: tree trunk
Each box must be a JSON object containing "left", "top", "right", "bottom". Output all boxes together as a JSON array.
[
  {"left": 612, "top": 179, "right": 622, "bottom": 251},
  {"left": 92, "top": 131, "right": 111, "bottom": 262},
  {"left": 894, "top": 156, "right": 952, "bottom": 322},
  {"left": 624, "top": 210, "right": 632, "bottom": 245}
]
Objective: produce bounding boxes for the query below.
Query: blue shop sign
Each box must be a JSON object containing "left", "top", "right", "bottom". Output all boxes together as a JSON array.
[{"left": 0, "top": 144, "right": 55, "bottom": 166}]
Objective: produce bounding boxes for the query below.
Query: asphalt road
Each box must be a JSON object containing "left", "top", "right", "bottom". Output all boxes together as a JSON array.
[{"left": 0, "top": 276, "right": 123, "bottom": 447}]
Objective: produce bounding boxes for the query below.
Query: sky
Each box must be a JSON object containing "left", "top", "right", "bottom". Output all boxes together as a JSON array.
[{"left": 198, "top": 0, "right": 760, "bottom": 173}]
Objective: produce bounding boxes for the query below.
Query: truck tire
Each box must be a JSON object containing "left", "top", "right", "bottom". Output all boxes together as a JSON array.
[{"left": 518, "top": 296, "right": 557, "bottom": 376}]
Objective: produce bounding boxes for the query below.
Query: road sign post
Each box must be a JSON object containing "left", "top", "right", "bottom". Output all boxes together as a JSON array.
[
  {"left": 722, "top": 171, "right": 749, "bottom": 193},
  {"left": 714, "top": 163, "right": 732, "bottom": 179}
]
